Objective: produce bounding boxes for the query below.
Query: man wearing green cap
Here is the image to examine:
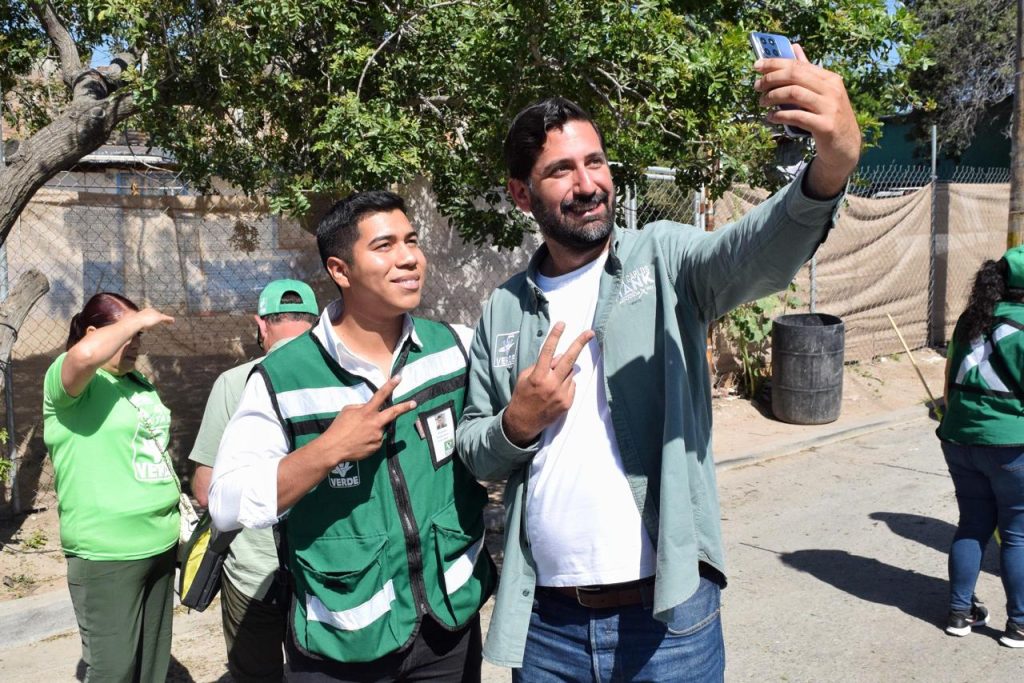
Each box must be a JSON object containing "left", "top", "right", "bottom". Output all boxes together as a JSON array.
[{"left": 190, "top": 278, "right": 320, "bottom": 682}]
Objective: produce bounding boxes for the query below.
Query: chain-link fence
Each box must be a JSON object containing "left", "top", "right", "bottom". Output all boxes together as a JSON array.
[
  {"left": 1, "top": 172, "right": 306, "bottom": 512},
  {"left": 630, "top": 163, "right": 1011, "bottom": 363},
  {"left": 0, "top": 171, "right": 531, "bottom": 514},
  {"left": 798, "top": 164, "right": 1008, "bottom": 360},
  {"left": 0, "top": 161, "right": 1013, "bottom": 513}
]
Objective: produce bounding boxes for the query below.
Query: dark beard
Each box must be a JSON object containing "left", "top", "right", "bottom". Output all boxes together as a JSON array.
[{"left": 529, "top": 190, "right": 615, "bottom": 252}]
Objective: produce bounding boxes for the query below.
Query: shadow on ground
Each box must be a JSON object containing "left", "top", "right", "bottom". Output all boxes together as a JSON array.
[
  {"left": 780, "top": 549, "right": 948, "bottom": 627},
  {"left": 76, "top": 655, "right": 201, "bottom": 682},
  {"left": 870, "top": 511, "right": 1000, "bottom": 576}
]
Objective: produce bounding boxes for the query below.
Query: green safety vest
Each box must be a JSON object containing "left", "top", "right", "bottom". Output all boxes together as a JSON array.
[
  {"left": 257, "top": 319, "right": 496, "bottom": 663},
  {"left": 939, "top": 302, "right": 1024, "bottom": 446}
]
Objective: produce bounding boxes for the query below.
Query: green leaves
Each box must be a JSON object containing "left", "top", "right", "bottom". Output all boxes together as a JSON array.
[
  {"left": 720, "top": 284, "right": 801, "bottom": 398},
  {"left": 5, "top": 1, "right": 927, "bottom": 247},
  {"left": 902, "top": 0, "right": 1013, "bottom": 155}
]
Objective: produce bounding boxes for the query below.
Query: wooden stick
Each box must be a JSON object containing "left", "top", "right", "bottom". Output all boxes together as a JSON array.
[{"left": 886, "top": 314, "right": 943, "bottom": 419}]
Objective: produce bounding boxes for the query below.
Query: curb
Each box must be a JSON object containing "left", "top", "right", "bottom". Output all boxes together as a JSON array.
[
  {"left": 715, "top": 405, "right": 930, "bottom": 472},
  {"left": 0, "top": 585, "right": 77, "bottom": 651},
  {"left": 0, "top": 575, "right": 202, "bottom": 651}
]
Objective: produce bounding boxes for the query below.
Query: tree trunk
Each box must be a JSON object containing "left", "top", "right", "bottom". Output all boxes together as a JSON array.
[
  {"left": 0, "top": 91, "right": 137, "bottom": 247},
  {"left": 0, "top": 269, "right": 49, "bottom": 514},
  {"left": 0, "top": 269, "right": 50, "bottom": 373},
  {"left": 1010, "top": 0, "right": 1024, "bottom": 248}
]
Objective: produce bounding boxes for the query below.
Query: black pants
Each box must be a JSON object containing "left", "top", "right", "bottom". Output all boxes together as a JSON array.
[
  {"left": 285, "top": 614, "right": 482, "bottom": 682},
  {"left": 221, "top": 575, "right": 287, "bottom": 682}
]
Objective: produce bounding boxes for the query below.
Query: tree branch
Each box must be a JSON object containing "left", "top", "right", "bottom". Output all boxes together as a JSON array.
[
  {"left": 586, "top": 79, "right": 618, "bottom": 120},
  {"left": 357, "top": 29, "right": 402, "bottom": 99},
  {"left": 0, "top": 91, "right": 138, "bottom": 244},
  {"left": 356, "top": 1, "right": 474, "bottom": 99},
  {"left": 29, "top": 1, "right": 83, "bottom": 89},
  {"left": 595, "top": 66, "right": 644, "bottom": 100}
]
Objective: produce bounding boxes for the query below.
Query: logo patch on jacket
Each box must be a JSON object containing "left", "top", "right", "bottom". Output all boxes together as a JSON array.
[
  {"left": 328, "top": 460, "right": 361, "bottom": 488},
  {"left": 618, "top": 265, "right": 655, "bottom": 304},
  {"left": 493, "top": 332, "right": 519, "bottom": 368}
]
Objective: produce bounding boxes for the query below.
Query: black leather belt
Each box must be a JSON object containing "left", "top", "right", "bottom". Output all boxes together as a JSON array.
[{"left": 537, "top": 576, "right": 656, "bottom": 609}]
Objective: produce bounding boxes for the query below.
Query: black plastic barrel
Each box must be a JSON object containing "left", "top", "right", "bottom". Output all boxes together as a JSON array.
[{"left": 771, "top": 313, "right": 845, "bottom": 425}]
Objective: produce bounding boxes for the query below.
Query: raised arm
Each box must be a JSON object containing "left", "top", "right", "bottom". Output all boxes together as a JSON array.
[
  {"left": 672, "top": 46, "right": 860, "bottom": 322},
  {"left": 61, "top": 308, "right": 174, "bottom": 396}
]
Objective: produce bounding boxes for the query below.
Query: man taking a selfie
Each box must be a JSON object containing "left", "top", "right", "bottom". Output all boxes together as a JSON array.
[{"left": 456, "top": 46, "right": 860, "bottom": 681}]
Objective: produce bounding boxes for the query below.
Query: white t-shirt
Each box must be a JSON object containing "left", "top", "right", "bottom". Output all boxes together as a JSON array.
[{"left": 527, "top": 251, "right": 656, "bottom": 586}]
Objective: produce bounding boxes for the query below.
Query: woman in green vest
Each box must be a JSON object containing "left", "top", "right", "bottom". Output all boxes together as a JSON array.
[
  {"left": 42, "top": 292, "right": 179, "bottom": 681},
  {"left": 938, "top": 246, "right": 1024, "bottom": 648}
]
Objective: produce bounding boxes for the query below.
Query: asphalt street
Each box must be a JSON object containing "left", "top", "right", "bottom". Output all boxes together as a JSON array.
[{"left": 720, "top": 418, "right": 1020, "bottom": 681}]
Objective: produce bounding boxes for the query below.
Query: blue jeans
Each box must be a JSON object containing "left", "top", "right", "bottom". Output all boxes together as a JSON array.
[
  {"left": 942, "top": 442, "right": 1024, "bottom": 624},
  {"left": 512, "top": 576, "right": 724, "bottom": 683}
]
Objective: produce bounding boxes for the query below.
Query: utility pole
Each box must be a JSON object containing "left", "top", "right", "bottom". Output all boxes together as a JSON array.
[{"left": 1010, "top": 0, "right": 1024, "bottom": 248}]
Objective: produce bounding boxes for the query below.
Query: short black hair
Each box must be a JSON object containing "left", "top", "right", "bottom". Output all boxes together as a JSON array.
[
  {"left": 503, "top": 97, "right": 606, "bottom": 182},
  {"left": 316, "top": 190, "right": 407, "bottom": 266},
  {"left": 261, "top": 291, "right": 318, "bottom": 326}
]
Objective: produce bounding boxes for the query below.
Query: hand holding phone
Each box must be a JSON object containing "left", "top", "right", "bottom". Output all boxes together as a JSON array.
[
  {"left": 749, "top": 32, "right": 810, "bottom": 138},
  {"left": 748, "top": 32, "right": 862, "bottom": 199}
]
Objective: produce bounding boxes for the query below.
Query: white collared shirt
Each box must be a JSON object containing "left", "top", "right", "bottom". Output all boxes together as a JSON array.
[{"left": 208, "top": 299, "right": 470, "bottom": 531}]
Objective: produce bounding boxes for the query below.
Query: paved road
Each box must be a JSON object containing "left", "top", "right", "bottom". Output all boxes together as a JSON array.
[
  {"left": 4, "top": 419, "right": 1020, "bottom": 681},
  {"left": 720, "top": 419, "right": 1019, "bottom": 680}
]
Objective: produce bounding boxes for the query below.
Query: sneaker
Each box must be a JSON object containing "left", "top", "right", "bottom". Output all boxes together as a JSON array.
[
  {"left": 946, "top": 600, "right": 989, "bottom": 636},
  {"left": 1000, "top": 621, "right": 1024, "bottom": 648}
]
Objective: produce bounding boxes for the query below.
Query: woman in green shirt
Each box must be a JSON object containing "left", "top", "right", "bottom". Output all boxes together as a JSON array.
[
  {"left": 42, "top": 292, "right": 178, "bottom": 681},
  {"left": 938, "top": 246, "right": 1024, "bottom": 649}
]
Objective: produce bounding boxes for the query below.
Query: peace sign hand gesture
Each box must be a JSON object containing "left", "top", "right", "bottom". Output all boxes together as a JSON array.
[
  {"left": 321, "top": 374, "right": 418, "bottom": 466},
  {"left": 501, "top": 322, "right": 595, "bottom": 447}
]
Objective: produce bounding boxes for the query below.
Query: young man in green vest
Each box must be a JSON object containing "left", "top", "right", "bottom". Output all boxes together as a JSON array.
[
  {"left": 189, "top": 279, "right": 320, "bottom": 682},
  {"left": 209, "top": 191, "right": 495, "bottom": 681}
]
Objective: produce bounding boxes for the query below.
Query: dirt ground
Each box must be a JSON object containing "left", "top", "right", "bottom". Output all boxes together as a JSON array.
[
  {"left": 711, "top": 347, "right": 946, "bottom": 464},
  {"left": 0, "top": 347, "right": 948, "bottom": 681}
]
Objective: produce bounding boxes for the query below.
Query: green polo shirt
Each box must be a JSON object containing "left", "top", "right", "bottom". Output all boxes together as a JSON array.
[{"left": 188, "top": 340, "right": 291, "bottom": 600}]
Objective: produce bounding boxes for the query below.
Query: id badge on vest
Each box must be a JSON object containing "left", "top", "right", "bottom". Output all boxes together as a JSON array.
[{"left": 417, "top": 402, "right": 456, "bottom": 470}]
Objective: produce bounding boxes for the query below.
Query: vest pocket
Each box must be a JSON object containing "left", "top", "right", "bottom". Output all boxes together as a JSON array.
[
  {"left": 292, "top": 535, "right": 400, "bottom": 661},
  {"left": 429, "top": 519, "right": 488, "bottom": 626}
]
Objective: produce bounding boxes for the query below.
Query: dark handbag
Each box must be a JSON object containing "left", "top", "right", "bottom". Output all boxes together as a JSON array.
[{"left": 177, "top": 512, "right": 240, "bottom": 611}]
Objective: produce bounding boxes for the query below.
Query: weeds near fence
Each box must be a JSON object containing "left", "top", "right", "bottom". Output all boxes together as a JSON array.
[
  {"left": 721, "top": 284, "right": 801, "bottom": 398},
  {"left": 20, "top": 530, "right": 47, "bottom": 550}
]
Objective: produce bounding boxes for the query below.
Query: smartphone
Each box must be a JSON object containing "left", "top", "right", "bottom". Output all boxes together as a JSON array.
[{"left": 748, "top": 32, "right": 811, "bottom": 138}]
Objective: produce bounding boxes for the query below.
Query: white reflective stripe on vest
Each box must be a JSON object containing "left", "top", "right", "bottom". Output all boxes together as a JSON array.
[
  {"left": 955, "top": 324, "right": 1021, "bottom": 392},
  {"left": 444, "top": 534, "right": 484, "bottom": 596},
  {"left": 276, "top": 384, "right": 372, "bottom": 420},
  {"left": 305, "top": 579, "right": 396, "bottom": 631},
  {"left": 397, "top": 346, "right": 465, "bottom": 399}
]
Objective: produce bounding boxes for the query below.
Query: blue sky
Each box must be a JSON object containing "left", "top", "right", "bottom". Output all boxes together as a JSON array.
[{"left": 90, "top": 44, "right": 113, "bottom": 67}]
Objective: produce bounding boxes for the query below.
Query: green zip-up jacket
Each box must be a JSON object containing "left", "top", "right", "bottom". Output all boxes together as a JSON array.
[
  {"left": 456, "top": 170, "right": 843, "bottom": 667},
  {"left": 259, "top": 320, "right": 496, "bottom": 663}
]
